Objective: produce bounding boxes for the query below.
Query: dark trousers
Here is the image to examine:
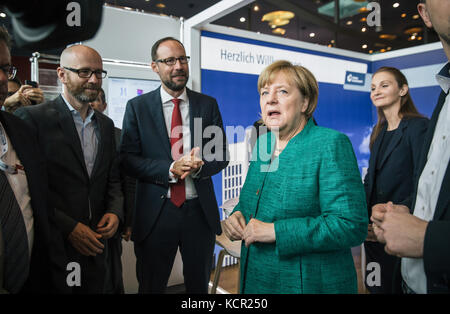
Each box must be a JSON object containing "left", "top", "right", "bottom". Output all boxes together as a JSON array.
[
  {"left": 134, "top": 198, "right": 215, "bottom": 294},
  {"left": 66, "top": 239, "right": 107, "bottom": 294},
  {"left": 364, "top": 241, "right": 399, "bottom": 294},
  {"left": 104, "top": 235, "right": 125, "bottom": 294}
]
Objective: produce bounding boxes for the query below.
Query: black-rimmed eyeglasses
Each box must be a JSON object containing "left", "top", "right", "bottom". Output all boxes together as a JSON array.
[
  {"left": 63, "top": 66, "right": 107, "bottom": 79},
  {"left": 0, "top": 65, "right": 17, "bottom": 80},
  {"left": 155, "top": 56, "right": 190, "bottom": 66}
]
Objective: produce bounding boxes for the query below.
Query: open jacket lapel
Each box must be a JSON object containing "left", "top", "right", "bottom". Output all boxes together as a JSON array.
[
  {"left": 148, "top": 87, "right": 171, "bottom": 158},
  {"left": 430, "top": 91, "right": 450, "bottom": 220},
  {"left": 377, "top": 120, "right": 406, "bottom": 169},
  {"left": 54, "top": 96, "right": 89, "bottom": 176},
  {"left": 187, "top": 88, "right": 201, "bottom": 151},
  {"left": 90, "top": 111, "right": 105, "bottom": 180}
]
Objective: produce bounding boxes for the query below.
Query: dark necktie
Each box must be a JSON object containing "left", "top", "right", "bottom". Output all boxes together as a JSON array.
[
  {"left": 170, "top": 98, "right": 186, "bottom": 207},
  {"left": 0, "top": 170, "right": 30, "bottom": 293}
]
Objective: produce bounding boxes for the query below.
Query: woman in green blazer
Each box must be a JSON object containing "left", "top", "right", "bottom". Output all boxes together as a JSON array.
[{"left": 223, "top": 60, "right": 368, "bottom": 294}]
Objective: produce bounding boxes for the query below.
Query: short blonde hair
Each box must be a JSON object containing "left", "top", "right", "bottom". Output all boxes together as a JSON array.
[{"left": 257, "top": 60, "right": 319, "bottom": 119}]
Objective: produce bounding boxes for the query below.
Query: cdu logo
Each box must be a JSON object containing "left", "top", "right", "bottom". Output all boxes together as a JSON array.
[{"left": 345, "top": 71, "right": 366, "bottom": 86}]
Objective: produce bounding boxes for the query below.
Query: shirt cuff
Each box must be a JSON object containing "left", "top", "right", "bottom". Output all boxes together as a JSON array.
[
  {"left": 191, "top": 164, "right": 203, "bottom": 178},
  {"left": 169, "top": 161, "right": 178, "bottom": 183}
]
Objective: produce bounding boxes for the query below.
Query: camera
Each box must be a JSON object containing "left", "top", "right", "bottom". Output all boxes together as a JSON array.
[{"left": 2, "top": 0, "right": 104, "bottom": 50}]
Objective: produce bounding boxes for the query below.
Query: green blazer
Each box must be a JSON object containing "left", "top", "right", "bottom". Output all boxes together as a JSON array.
[{"left": 233, "top": 119, "right": 368, "bottom": 294}]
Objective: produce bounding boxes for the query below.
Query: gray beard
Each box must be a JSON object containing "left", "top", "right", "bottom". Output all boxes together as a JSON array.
[{"left": 73, "top": 89, "right": 98, "bottom": 104}]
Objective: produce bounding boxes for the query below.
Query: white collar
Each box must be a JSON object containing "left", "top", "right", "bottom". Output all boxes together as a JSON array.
[
  {"left": 436, "top": 62, "right": 450, "bottom": 94},
  {"left": 160, "top": 86, "right": 188, "bottom": 104}
]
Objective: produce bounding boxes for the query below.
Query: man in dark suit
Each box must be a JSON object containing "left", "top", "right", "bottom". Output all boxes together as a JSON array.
[
  {"left": 372, "top": 0, "right": 450, "bottom": 294},
  {"left": 120, "top": 37, "right": 229, "bottom": 293},
  {"left": 0, "top": 26, "right": 67, "bottom": 293},
  {"left": 15, "top": 44, "right": 123, "bottom": 293},
  {"left": 90, "top": 87, "right": 136, "bottom": 293}
]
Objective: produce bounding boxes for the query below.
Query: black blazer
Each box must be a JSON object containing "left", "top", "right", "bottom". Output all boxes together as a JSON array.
[
  {"left": 120, "top": 87, "right": 229, "bottom": 243},
  {"left": 14, "top": 95, "right": 123, "bottom": 239},
  {"left": 364, "top": 117, "right": 429, "bottom": 214},
  {"left": 0, "top": 111, "right": 68, "bottom": 293},
  {"left": 414, "top": 90, "right": 450, "bottom": 293},
  {"left": 114, "top": 127, "right": 135, "bottom": 231}
]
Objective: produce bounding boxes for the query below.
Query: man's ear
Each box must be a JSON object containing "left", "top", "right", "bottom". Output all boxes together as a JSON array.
[
  {"left": 417, "top": 3, "right": 432, "bottom": 29},
  {"left": 151, "top": 62, "right": 159, "bottom": 74},
  {"left": 56, "top": 67, "right": 66, "bottom": 83}
]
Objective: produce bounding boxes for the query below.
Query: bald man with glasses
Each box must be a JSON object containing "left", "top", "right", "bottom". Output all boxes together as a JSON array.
[{"left": 15, "top": 44, "right": 123, "bottom": 294}]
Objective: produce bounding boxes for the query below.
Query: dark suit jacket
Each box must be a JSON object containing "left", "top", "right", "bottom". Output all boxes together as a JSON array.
[
  {"left": 364, "top": 117, "right": 429, "bottom": 214},
  {"left": 14, "top": 95, "right": 123, "bottom": 240},
  {"left": 120, "top": 87, "right": 229, "bottom": 243},
  {"left": 0, "top": 111, "right": 68, "bottom": 293},
  {"left": 114, "top": 127, "right": 135, "bottom": 231},
  {"left": 413, "top": 90, "right": 450, "bottom": 293}
]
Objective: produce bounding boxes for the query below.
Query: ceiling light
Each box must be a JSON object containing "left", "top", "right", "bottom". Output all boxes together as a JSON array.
[
  {"left": 0, "top": 12, "right": 6, "bottom": 18},
  {"left": 380, "top": 48, "right": 386, "bottom": 53},
  {"left": 361, "top": 27, "right": 367, "bottom": 32},
  {"left": 262, "top": 11, "right": 295, "bottom": 27},
  {"left": 309, "top": 33, "right": 316, "bottom": 37},
  {"left": 346, "top": 21, "right": 353, "bottom": 25},
  {"left": 156, "top": 3, "right": 165, "bottom": 8},
  {"left": 401, "top": 13, "right": 406, "bottom": 18},
  {"left": 404, "top": 27, "right": 422, "bottom": 35},
  {"left": 272, "top": 28, "right": 286, "bottom": 35},
  {"left": 369, "top": 50, "right": 373, "bottom": 54},
  {"left": 362, "top": 44, "right": 368, "bottom": 49},
  {"left": 360, "top": 17, "right": 367, "bottom": 22},
  {"left": 253, "top": 5, "right": 260, "bottom": 12},
  {"left": 240, "top": 17, "right": 246, "bottom": 22},
  {"left": 269, "top": 18, "right": 290, "bottom": 27},
  {"left": 331, "top": 39, "right": 335, "bottom": 44},
  {"left": 412, "top": 14, "right": 420, "bottom": 19},
  {"left": 393, "top": 3, "right": 400, "bottom": 8},
  {"left": 379, "top": 34, "right": 397, "bottom": 40}
]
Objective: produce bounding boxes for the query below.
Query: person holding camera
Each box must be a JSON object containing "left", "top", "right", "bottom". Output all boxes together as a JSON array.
[{"left": 3, "top": 76, "right": 44, "bottom": 113}]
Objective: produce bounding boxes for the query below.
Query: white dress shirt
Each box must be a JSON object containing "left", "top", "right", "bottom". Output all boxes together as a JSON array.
[
  {"left": 61, "top": 94, "right": 99, "bottom": 177},
  {"left": 160, "top": 87, "right": 199, "bottom": 199},
  {"left": 402, "top": 63, "right": 450, "bottom": 294},
  {"left": 0, "top": 121, "right": 34, "bottom": 258}
]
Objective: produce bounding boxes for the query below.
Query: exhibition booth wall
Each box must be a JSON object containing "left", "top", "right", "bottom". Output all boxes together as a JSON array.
[{"left": 199, "top": 28, "right": 446, "bottom": 212}]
